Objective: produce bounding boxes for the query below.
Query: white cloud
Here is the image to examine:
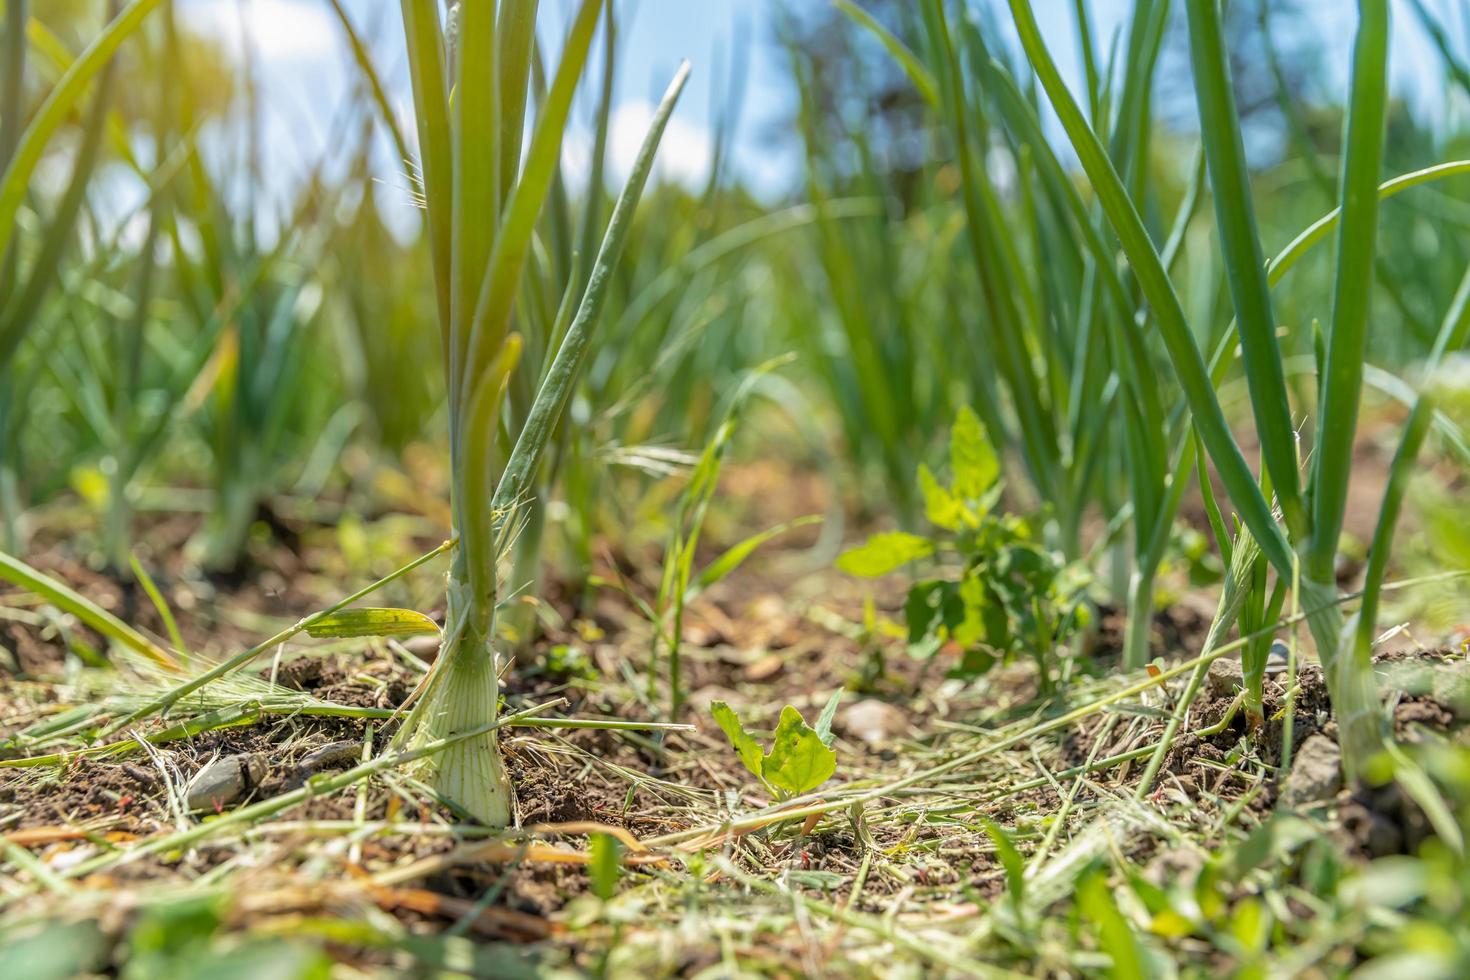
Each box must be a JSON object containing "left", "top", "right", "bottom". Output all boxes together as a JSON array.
[
  {"left": 179, "top": 0, "right": 337, "bottom": 63},
  {"left": 608, "top": 101, "right": 713, "bottom": 190},
  {"left": 564, "top": 101, "right": 715, "bottom": 193}
]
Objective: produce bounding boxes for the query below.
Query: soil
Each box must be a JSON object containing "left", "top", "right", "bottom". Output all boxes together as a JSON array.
[{"left": 2, "top": 460, "right": 1468, "bottom": 971}]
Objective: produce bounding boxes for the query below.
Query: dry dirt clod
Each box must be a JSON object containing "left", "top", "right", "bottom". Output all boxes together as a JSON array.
[
  {"left": 186, "top": 753, "right": 268, "bottom": 812},
  {"left": 839, "top": 699, "right": 909, "bottom": 747},
  {"left": 282, "top": 741, "right": 365, "bottom": 789},
  {"left": 1279, "top": 733, "right": 1341, "bottom": 809},
  {"left": 1206, "top": 658, "right": 1242, "bottom": 700}
]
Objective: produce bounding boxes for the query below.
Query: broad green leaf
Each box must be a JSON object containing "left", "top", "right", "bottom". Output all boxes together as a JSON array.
[
  {"left": 919, "top": 464, "right": 968, "bottom": 531},
  {"left": 836, "top": 532, "right": 934, "bottom": 577},
  {"left": 950, "top": 405, "right": 999, "bottom": 500},
  {"left": 904, "top": 580, "right": 945, "bottom": 645},
  {"left": 952, "top": 573, "right": 988, "bottom": 646},
  {"left": 589, "top": 832, "right": 623, "bottom": 901},
  {"left": 710, "top": 700, "right": 764, "bottom": 782},
  {"left": 303, "top": 608, "right": 440, "bottom": 639},
  {"left": 0, "top": 920, "right": 107, "bottom": 980},
  {"left": 762, "top": 705, "right": 837, "bottom": 797},
  {"left": 1229, "top": 897, "right": 1269, "bottom": 954},
  {"left": 949, "top": 647, "right": 997, "bottom": 679},
  {"left": 1077, "top": 869, "right": 1147, "bottom": 980}
]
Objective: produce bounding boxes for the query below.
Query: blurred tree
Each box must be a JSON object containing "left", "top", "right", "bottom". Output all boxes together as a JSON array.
[
  {"left": 1156, "top": 0, "right": 1322, "bottom": 166},
  {"left": 772, "top": 0, "right": 929, "bottom": 206}
]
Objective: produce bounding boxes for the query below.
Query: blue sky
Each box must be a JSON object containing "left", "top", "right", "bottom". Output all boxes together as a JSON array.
[{"left": 173, "top": 0, "right": 1470, "bottom": 223}]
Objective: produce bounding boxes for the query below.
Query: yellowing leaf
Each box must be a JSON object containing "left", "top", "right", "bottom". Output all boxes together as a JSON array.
[
  {"left": 1149, "top": 909, "right": 1197, "bottom": 939},
  {"left": 836, "top": 532, "right": 934, "bottom": 577},
  {"left": 951, "top": 405, "right": 999, "bottom": 500},
  {"left": 70, "top": 466, "right": 109, "bottom": 509},
  {"left": 919, "top": 464, "right": 969, "bottom": 530},
  {"left": 303, "top": 608, "right": 440, "bottom": 639},
  {"left": 762, "top": 705, "right": 837, "bottom": 797}
]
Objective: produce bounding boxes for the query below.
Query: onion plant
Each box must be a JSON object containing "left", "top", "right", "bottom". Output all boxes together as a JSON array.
[
  {"left": 50, "top": 4, "right": 196, "bottom": 575},
  {"left": 1003, "top": 0, "right": 1403, "bottom": 774},
  {"left": 0, "top": 0, "right": 165, "bottom": 549},
  {"left": 837, "top": 0, "right": 1213, "bottom": 670},
  {"left": 390, "top": 0, "right": 687, "bottom": 826},
  {"left": 331, "top": 5, "right": 758, "bottom": 653}
]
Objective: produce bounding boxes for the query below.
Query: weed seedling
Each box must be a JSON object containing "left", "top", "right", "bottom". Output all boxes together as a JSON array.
[
  {"left": 710, "top": 691, "right": 841, "bottom": 803},
  {"left": 840, "top": 407, "right": 1090, "bottom": 693}
]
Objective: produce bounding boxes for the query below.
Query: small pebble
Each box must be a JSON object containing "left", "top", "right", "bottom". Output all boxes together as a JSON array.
[
  {"left": 839, "top": 699, "right": 909, "bottom": 747},
  {"left": 1266, "top": 640, "right": 1291, "bottom": 676},
  {"left": 298, "top": 741, "right": 362, "bottom": 775},
  {"left": 185, "top": 753, "right": 267, "bottom": 812},
  {"left": 1280, "top": 733, "right": 1341, "bottom": 808}
]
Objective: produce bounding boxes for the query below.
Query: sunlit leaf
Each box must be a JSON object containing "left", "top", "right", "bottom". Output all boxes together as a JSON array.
[
  {"left": 710, "top": 700, "right": 765, "bottom": 782},
  {"left": 762, "top": 705, "right": 837, "bottom": 797},
  {"left": 919, "top": 464, "right": 968, "bottom": 530},
  {"left": 950, "top": 404, "right": 999, "bottom": 500},
  {"left": 837, "top": 532, "right": 934, "bottom": 577},
  {"left": 303, "top": 608, "right": 440, "bottom": 639}
]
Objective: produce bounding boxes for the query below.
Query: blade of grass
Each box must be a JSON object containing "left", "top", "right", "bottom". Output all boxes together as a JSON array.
[
  {"left": 0, "top": 550, "right": 176, "bottom": 669},
  {"left": 129, "top": 554, "right": 187, "bottom": 660},
  {"left": 834, "top": 0, "right": 938, "bottom": 107},
  {"left": 496, "top": 0, "right": 540, "bottom": 208},
  {"left": 493, "top": 61, "right": 691, "bottom": 515},
  {"left": 101, "top": 539, "right": 453, "bottom": 735},
  {"left": 449, "top": 0, "right": 500, "bottom": 428},
  {"left": 1005, "top": 0, "right": 1291, "bottom": 579},
  {"left": 325, "top": 0, "right": 412, "bottom": 170},
  {"left": 460, "top": 0, "right": 602, "bottom": 409},
  {"left": 398, "top": 0, "right": 453, "bottom": 336},
  {"left": 1308, "top": 0, "right": 1391, "bottom": 584},
  {"left": 1185, "top": 0, "right": 1304, "bottom": 539},
  {"left": 1302, "top": 0, "right": 1392, "bottom": 775}
]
